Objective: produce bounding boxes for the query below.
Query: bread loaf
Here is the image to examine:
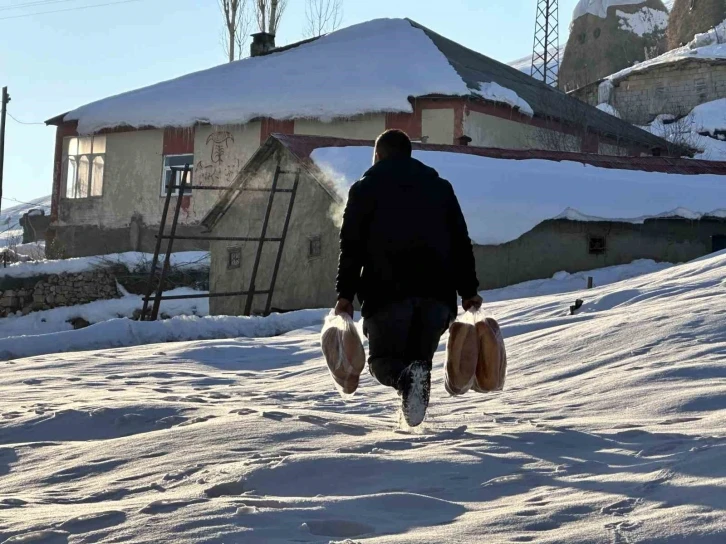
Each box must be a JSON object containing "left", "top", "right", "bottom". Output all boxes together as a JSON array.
[
  {"left": 474, "top": 318, "right": 507, "bottom": 392},
  {"left": 321, "top": 316, "right": 366, "bottom": 395},
  {"left": 445, "top": 321, "right": 478, "bottom": 395}
]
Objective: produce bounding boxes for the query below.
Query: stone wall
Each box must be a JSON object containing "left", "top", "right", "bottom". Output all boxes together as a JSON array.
[
  {"left": 570, "top": 60, "right": 726, "bottom": 126},
  {"left": 0, "top": 268, "right": 120, "bottom": 317},
  {"left": 611, "top": 61, "right": 726, "bottom": 125}
]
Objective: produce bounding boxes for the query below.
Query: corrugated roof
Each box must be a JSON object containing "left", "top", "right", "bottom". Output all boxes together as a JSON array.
[{"left": 408, "top": 20, "right": 684, "bottom": 154}]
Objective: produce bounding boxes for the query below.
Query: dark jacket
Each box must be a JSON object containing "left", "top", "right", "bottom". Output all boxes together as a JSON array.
[{"left": 336, "top": 156, "right": 479, "bottom": 318}]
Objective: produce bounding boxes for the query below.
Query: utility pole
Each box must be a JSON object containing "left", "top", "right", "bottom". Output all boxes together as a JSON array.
[
  {"left": 0, "top": 87, "right": 10, "bottom": 218},
  {"left": 531, "top": 0, "right": 560, "bottom": 87}
]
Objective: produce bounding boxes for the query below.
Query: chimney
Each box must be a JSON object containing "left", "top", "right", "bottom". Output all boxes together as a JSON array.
[{"left": 251, "top": 32, "right": 276, "bottom": 57}]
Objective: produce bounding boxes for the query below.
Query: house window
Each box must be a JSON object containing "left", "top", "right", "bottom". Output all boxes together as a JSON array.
[
  {"left": 308, "top": 235, "right": 322, "bottom": 259},
  {"left": 161, "top": 154, "right": 194, "bottom": 196},
  {"left": 65, "top": 135, "right": 105, "bottom": 199},
  {"left": 594, "top": 28, "right": 601, "bottom": 39},
  {"left": 228, "top": 247, "right": 241, "bottom": 270},
  {"left": 589, "top": 236, "right": 607, "bottom": 255}
]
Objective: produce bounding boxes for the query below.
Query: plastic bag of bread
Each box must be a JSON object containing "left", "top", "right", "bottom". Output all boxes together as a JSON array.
[
  {"left": 320, "top": 312, "right": 366, "bottom": 395},
  {"left": 472, "top": 316, "right": 507, "bottom": 393},
  {"left": 445, "top": 315, "right": 479, "bottom": 396}
]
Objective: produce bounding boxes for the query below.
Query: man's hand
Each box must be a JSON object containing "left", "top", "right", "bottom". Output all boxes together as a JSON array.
[
  {"left": 462, "top": 294, "right": 483, "bottom": 313},
  {"left": 335, "top": 298, "right": 354, "bottom": 318}
]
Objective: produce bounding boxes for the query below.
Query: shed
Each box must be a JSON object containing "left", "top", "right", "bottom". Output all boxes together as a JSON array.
[{"left": 202, "top": 134, "right": 726, "bottom": 315}]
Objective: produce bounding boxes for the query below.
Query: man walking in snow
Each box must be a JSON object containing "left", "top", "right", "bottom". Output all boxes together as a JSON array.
[{"left": 335, "top": 129, "right": 482, "bottom": 427}]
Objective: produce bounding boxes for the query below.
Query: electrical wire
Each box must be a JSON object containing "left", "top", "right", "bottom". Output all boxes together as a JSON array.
[
  {"left": 0, "top": 0, "right": 81, "bottom": 13},
  {"left": 7, "top": 112, "right": 45, "bottom": 125},
  {"left": 2, "top": 196, "right": 51, "bottom": 208},
  {"left": 0, "top": 0, "right": 142, "bottom": 20}
]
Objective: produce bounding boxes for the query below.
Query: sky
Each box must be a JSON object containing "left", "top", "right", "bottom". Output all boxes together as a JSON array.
[{"left": 0, "top": 0, "right": 584, "bottom": 205}]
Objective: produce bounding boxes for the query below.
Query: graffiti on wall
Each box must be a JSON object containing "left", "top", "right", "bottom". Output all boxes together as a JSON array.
[{"left": 195, "top": 130, "right": 241, "bottom": 187}]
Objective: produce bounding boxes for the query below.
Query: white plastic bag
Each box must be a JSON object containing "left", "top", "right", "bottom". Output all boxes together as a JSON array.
[
  {"left": 320, "top": 311, "right": 366, "bottom": 395},
  {"left": 445, "top": 309, "right": 508, "bottom": 395}
]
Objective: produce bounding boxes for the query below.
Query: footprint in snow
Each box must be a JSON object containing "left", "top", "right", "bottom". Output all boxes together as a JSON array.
[
  {"left": 260, "top": 411, "right": 293, "bottom": 421},
  {"left": 140, "top": 499, "right": 205, "bottom": 515},
  {"left": 58, "top": 511, "right": 126, "bottom": 533},
  {"left": 301, "top": 520, "right": 375, "bottom": 538},
  {"left": 600, "top": 497, "right": 641, "bottom": 516},
  {"left": 204, "top": 478, "right": 246, "bottom": 498}
]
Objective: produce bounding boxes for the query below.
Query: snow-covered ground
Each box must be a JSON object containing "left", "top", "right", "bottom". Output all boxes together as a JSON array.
[
  {"left": 2, "top": 253, "right": 726, "bottom": 542},
  {"left": 0, "top": 251, "right": 209, "bottom": 279},
  {"left": 0, "top": 260, "right": 665, "bottom": 361}
]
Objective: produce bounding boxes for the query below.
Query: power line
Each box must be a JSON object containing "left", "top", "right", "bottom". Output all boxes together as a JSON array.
[
  {"left": 2, "top": 196, "right": 51, "bottom": 208},
  {"left": 0, "top": 0, "right": 81, "bottom": 13},
  {"left": 7, "top": 112, "right": 44, "bottom": 125},
  {"left": 0, "top": 0, "right": 141, "bottom": 20}
]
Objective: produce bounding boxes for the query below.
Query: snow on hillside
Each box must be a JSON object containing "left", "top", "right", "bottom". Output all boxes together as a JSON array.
[
  {"left": 638, "top": 100, "right": 726, "bottom": 161},
  {"left": 64, "top": 19, "right": 471, "bottom": 134},
  {"left": 0, "top": 195, "right": 51, "bottom": 249},
  {"left": 312, "top": 145, "right": 726, "bottom": 244},
  {"left": 616, "top": 6, "right": 669, "bottom": 36},
  {"left": 508, "top": 46, "right": 564, "bottom": 81},
  {"left": 2, "top": 251, "right": 726, "bottom": 542},
  {"left": 573, "top": 0, "right": 648, "bottom": 21}
]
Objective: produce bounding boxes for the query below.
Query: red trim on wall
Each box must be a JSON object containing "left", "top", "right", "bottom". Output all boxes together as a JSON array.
[
  {"left": 385, "top": 111, "right": 422, "bottom": 140},
  {"left": 50, "top": 121, "right": 78, "bottom": 222},
  {"left": 261, "top": 118, "right": 294, "bottom": 143},
  {"left": 163, "top": 127, "right": 195, "bottom": 155}
]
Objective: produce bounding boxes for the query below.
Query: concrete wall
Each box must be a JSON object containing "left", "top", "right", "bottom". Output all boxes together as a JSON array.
[
  {"left": 607, "top": 61, "right": 726, "bottom": 125},
  {"left": 422, "top": 109, "right": 455, "bottom": 144},
  {"left": 474, "top": 218, "right": 726, "bottom": 290},
  {"left": 209, "top": 148, "right": 339, "bottom": 316},
  {"left": 464, "top": 110, "right": 581, "bottom": 152},
  {"left": 295, "top": 114, "right": 386, "bottom": 140}
]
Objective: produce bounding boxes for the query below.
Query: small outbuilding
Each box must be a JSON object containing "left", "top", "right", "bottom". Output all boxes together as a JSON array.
[{"left": 202, "top": 134, "right": 726, "bottom": 315}]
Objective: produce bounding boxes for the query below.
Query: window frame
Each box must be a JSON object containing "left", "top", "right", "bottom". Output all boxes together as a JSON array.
[
  {"left": 63, "top": 135, "right": 106, "bottom": 200},
  {"left": 161, "top": 154, "right": 194, "bottom": 197},
  {"left": 308, "top": 235, "right": 322, "bottom": 260},
  {"left": 588, "top": 236, "right": 607, "bottom": 255},
  {"left": 227, "top": 247, "right": 242, "bottom": 270}
]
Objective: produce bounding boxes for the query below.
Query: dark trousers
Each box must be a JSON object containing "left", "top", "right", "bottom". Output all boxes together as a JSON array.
[{"left": 363, "top": 298, "right": 453, "bottom": 389}]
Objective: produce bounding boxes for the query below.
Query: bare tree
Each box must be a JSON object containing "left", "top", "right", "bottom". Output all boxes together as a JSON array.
[
  {"left": 304, "top": 0, "right": 343, "bottom": 37},
  {"left": 254, "top": 0, "right": 288, "bottom": 35},
  {"left": 220, "top": 0, "right": 253, "bottom": 62}
]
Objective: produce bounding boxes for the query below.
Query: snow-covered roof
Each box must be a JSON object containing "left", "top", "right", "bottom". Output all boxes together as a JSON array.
[
  {"left": 305, "top": 142, "right": 726, "bottom": 245},
  {"left": 204, "top": 134, "right": 726, "bottom": 246},
  {"left": 61, "top": 19, "right": 467, "bottom": 134},
  {"left": 53, "top": 18, "right": 673, "bottom": 153},
  {"left": 573, "top": 0, "right": 648, "bottom": 21},
  {"left": 607, "top": 19, "right": 726, "bottom": 83}
]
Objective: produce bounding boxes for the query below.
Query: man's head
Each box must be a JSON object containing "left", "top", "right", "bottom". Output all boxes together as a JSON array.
[{"left": 374, "top": 129, "right": 412, "bottom": 163}]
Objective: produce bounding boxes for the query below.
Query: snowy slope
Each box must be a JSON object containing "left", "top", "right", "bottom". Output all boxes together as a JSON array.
[
  {"left": 0, "top": 195, "right": 51, "bottom": 249},
  {"left": 1, "top": 253, "right": 726, "bottom": 542},
  {"left": 312, "top": 145, "right": 726, "bottom": 245},
  {"left": 508, "top": 46, "right": 564, "bottom": 81}
]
